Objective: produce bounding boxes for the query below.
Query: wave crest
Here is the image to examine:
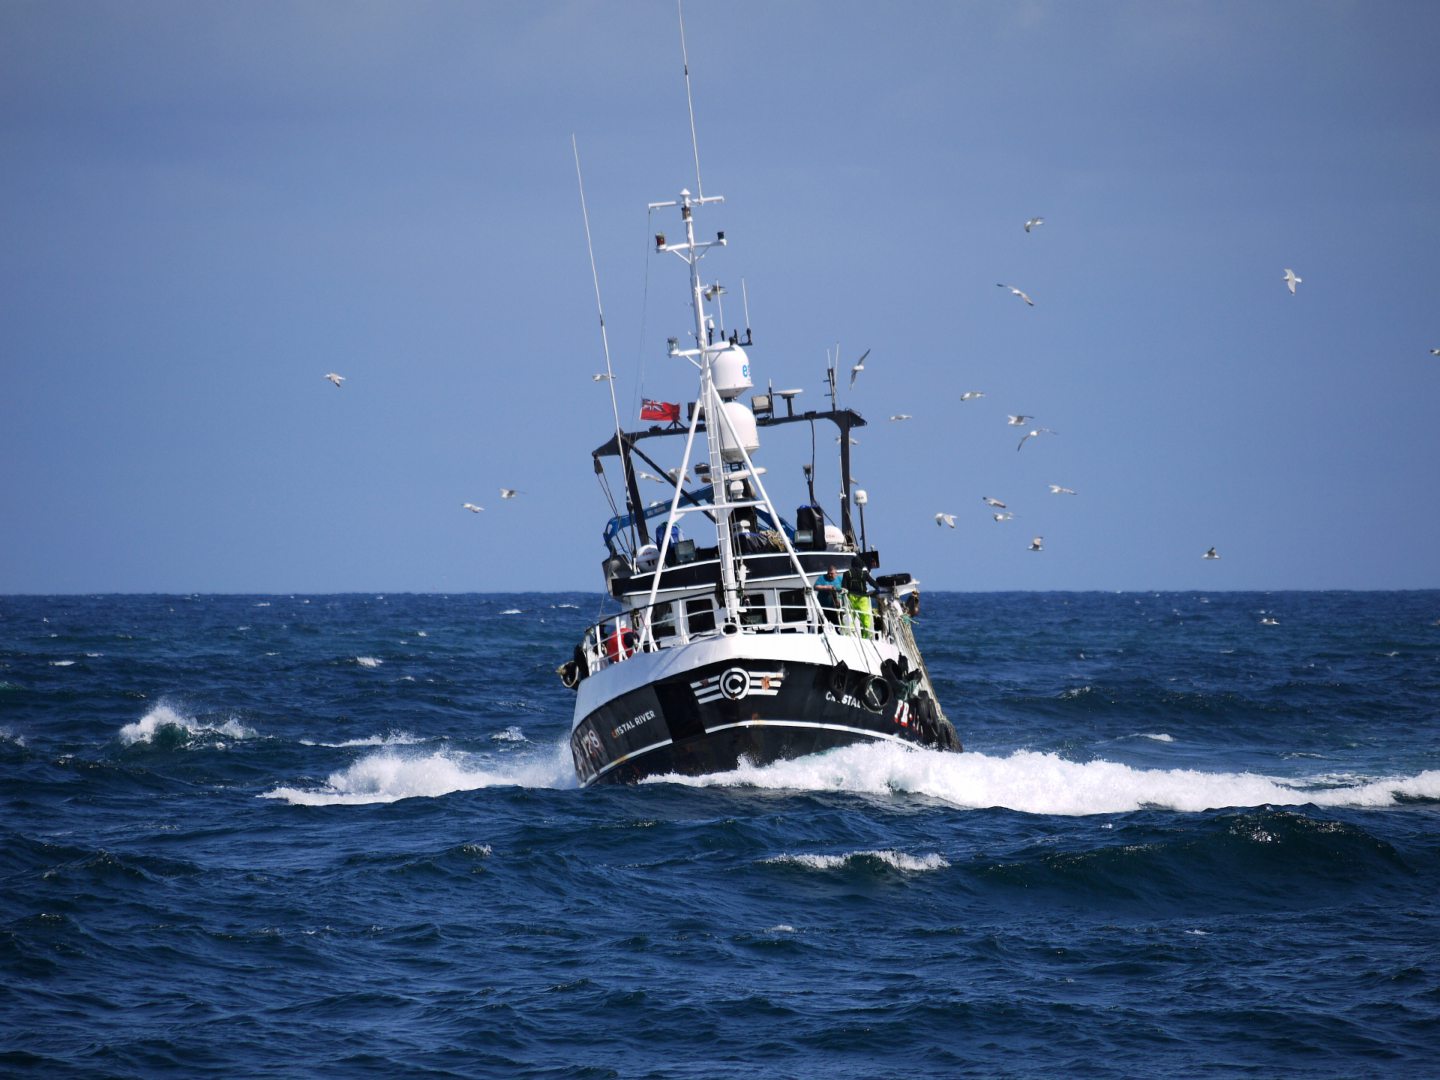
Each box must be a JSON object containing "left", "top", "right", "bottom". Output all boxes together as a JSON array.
[
  {"left": 663, "top": 744, "right": 1440, "bottom": 816},
  {"left": 262, "top": 746, "right": 575, "bottom": 806},
  {"left": 764, "top": 850, "right": 949, "bottom": 873},
  {"left": 118, "top": 704, "right": 256, "bottom": 747}
]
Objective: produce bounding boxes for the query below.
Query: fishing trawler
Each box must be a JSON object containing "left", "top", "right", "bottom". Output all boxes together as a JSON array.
[{"left": 558, "top": 115, "right": 960, "bottom": 788}]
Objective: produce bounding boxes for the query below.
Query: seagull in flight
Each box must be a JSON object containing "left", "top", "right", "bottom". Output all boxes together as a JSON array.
[
  {"left": 499, "top": 488, "right": 521, "bottom": 499},
  {"left": 960, "top": 391, "right": 985, "bottom": 402},
  {"left": 889, "top": 414, "right": 913, "bottom": 422},
  {"left": 1430, "top": 348, "right": 1439, "bottom": 356},
  {"left": 324, "top": 372, "right": 345, "bottom": 388},
  {"left": 935, "top": 512, "right": 957, "bottom": 528},
  {"left": 1048, "top": 484, "right": 1077, "bottom": 495},
  {"left": 1283, "top": 268, "right": 1302, "bottom": 294},
  {"left": 1029, "top": 536, "right": 1044, "bottom": 552},
  {"left": 592, "top": 372, "right": 615, "bottom": 382},
  {"left": 461, "top": 502, "right": 484, "bottom": 513},
  {"left": 1024, "top": 217, "right": 1044, "bottom": 233},
  {"left": 982, "top": 496, "right": 1007, "bottom": 508},
  {"left": 997, "top": 283, "right": 1035, "bottom": 307},
  {"left": 848, "top": 348, "right": 871, "bottom": 390},
  {"left": 1006, "top": 415, "right": 1033, "bottom": 426},
  {"left": 993, "top": 512, "right": 1014, "bottom": 522},
  {"left": 1017, "top": 427, "right": 1056, "bottom": 451},
  {"left": 1203, "top": 546, "right": 1220, "bottom": 560}
]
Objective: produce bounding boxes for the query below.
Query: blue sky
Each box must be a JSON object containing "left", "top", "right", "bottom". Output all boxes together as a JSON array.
[{"left": 3, "top": 1, "right": 1437, "bottom": 593}]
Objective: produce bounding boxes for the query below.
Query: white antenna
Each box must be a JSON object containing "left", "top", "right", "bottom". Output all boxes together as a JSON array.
[
  {"left": 741, "top": 277, "right": 751, "bottom": 331},
  {"left": 572, "top": 134, "right": 636, "bottom": 547},
  {"left": 678, "top": 0, "right": 704, "bottom": 199}
]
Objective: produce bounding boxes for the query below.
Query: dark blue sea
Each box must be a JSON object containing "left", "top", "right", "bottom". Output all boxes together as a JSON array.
[{"left": 2, "top": 592, "right": 1438, "bottom": 1078}]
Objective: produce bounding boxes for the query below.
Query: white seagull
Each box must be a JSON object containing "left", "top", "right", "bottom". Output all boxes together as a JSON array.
[
  {"left": 993, "top": 512, "right": 1014, "bottom": 522},
  {"left": 1006, "top": 415, "right": 1033, "bottom": 426},
  {"left": 889, "top": 414, "right": 913, "bottom": 422},
  {"left": 1024, "top": 217, "right": 1044, "bottom": 233},
  {"left": 982, "top": 496, "right": 1007, "bottom": 508},
  {"left": 848, "top": 348, "right": 871, "bottom": 390},
  {"left": 1203, "top": 546, "right": 1220, "bottom": 560},
  {"left": 960, "top": 391, "right": 986, "bottom": 402},
  {"left": 997, "top": 283, "right": 1035, "bottom": 307},
  {"left": 935, "top": 512, "right": 957, "bottom": 528},
  {"left": 462, "top": 502, "right": 484, "bottom": 513},
  {"left": 500, "top": 488, "right": 521, "bottom": 499},
  {"left": 1048, "top": 484, "right": 1077, "bottom": 495},
  {"left": 1283, "top": 268, "right": 1302, "bottom": 294},
  {"left": 1017, "top": 427, "right": 1056, "bottom": 451},
  {"left": 1430, "top": 348, "right": 1439, "bottom": 356},
  {"left": 324, "top": 372, "right": 345, "bottom": 388},
  {"left": 1029, "top": 536, "right": 1044, "bottom": 552},
  {"left": 592, "top": 372, "right": 615, "bottom": 382}
]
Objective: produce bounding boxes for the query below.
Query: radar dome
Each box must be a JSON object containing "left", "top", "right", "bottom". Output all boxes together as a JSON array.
[{"left": 711, "top": 344, "right": 752, "bottom": 400}]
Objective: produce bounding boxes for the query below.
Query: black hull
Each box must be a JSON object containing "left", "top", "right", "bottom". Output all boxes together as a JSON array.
[{"left": 570, "top": 656, "right": 959, "bottom": 787}]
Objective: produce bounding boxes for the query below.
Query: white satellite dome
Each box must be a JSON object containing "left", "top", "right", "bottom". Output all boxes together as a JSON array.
[
  {"left": 716, "top": 400, "right": 759, "bottom": 463},
  {"left": 711, "top": 344, "right": 752, "bottom": 400}
]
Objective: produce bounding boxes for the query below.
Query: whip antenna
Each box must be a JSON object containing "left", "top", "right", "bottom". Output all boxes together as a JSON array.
[
  {"left": 678, "top": 0, "right": 704, "bottom": 198},
  {"left": 573, "top": 134, "right": 637, "bottom": 550}
]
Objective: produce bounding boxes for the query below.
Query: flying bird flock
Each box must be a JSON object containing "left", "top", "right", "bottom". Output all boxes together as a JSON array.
[
  {"left": 319, "top": 201, "right": 1358, "bottom": 581},
  {"left": 898, "top": 214, "right": 1323, "bottom": 568}
]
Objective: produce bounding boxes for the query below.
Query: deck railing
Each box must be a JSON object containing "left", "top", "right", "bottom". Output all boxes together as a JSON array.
[{"left": 578, "top": 587, "right": 912, "bottom": 677}]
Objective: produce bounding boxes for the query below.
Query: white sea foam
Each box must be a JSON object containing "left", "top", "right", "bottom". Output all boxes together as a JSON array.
[
  {"left": 660, "top": 743, "right": 1440, "bottom": 816},
  {"left": 298, "top": 731, "right": 426, "bottom": 749},
  {"left": 1135, "top": 733, "right": 1175, "bottom": 743},
  {"left": 501, "top": 609, "right": 523, "bottom": 615},
  {"left": 491, "top": 726, "right": 527, "bottom": 743},
  {"left": 764, "top": 850, "right": 949, "bottom": 873},
  {"left": 355, "top": 656, "right": 382, "bottom": 668},
  {"left": 50, "top": 660, "right": 75, "bottom": 667},
  {"left": 262, "top": 744, "right": 577, "bottom": 805},
  {"left": 119, "top": 703, "right": 257, "bottom": 746},
  {"left": 0, "top": 727, "right": 25, "bottom": 747}
]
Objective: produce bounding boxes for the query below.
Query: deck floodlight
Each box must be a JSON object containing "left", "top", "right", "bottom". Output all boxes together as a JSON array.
[
  {"left": 751, "top": 393, "right": 772, "bottom": 416},
  {"left": 655, "top": 233, "right": 666, "bottom": 250}
]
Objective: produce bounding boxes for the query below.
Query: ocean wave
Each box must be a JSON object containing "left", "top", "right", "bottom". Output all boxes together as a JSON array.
[
  {"left": 261, "top": 745, "right": 576, "bottom": 806},
  {"left": 298, "top": 731, "right": 426, "bottom": 749},
  {"left": 118, "top": 703, "right": 257, "bottom": 747},
  {"left": 763, "top": 850, "right": 949, "bottom": 873},
  {"left": 664, "top": 744, "right": 1440, "bottom": 815},
  {"left": 355, "top": 656, "right": 383, "bottom": 668}
]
